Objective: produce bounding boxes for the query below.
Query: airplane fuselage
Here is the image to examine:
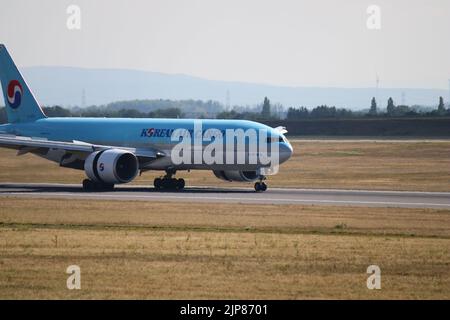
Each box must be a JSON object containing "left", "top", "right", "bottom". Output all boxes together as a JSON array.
[{"left": 0, "top": 117, "right": 293, "bottom": 171}]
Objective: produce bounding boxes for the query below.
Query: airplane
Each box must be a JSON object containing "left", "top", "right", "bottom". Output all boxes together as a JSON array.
[{"left": 0, "top": 44, "right": 293, "bottom": 192}]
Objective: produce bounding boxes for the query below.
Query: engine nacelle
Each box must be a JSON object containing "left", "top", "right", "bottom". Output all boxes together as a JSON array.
[
  {"left": 213, "top": 170, "right": 259, "bottom": 182},
  {"left": 84, "top": 149, "right": 139, "bottom": 184}
]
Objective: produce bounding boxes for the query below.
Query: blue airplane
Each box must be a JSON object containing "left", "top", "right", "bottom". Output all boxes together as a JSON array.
[{"left": 0, "top": 44, "right": 293, "bottom": 192}]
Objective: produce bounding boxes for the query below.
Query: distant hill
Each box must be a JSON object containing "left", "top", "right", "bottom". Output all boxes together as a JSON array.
[{"left": 1, "top": 66, "right": 447, "bottom": 109}]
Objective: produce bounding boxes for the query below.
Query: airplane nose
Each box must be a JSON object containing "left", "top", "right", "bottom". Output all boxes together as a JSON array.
[{"left": 279, "top": 141, "right": 293, "bottom": 164}]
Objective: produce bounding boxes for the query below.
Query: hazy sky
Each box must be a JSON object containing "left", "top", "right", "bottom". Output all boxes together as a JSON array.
[{"left": 0, "top": 0, "right": 449, "bottom": 89}]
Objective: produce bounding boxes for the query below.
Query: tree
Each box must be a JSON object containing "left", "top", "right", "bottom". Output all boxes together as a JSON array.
[
  {"left": 150, "top": 107, "right": 184, "bottom": 118},
  {"left": 438, "top": 96, "right": 445, "bottom": 114},
  {"left": 287, "top": 107, "right": 309, "bottom": 119},
  {"left": 261, "top": 97, "right": 271, "bottom": 119},
  {"left": 42, "top": 105, "right": 72, "bottom": 117},
  {"left": 369, "top": 97, "right": 377, "bottom": 115},
  {"left": 310, "top": 105, "right": 337, "bottom": 118},
  {"left": 217, "top": 110, "right": 242, "bottom": 119},
  {"left": 387, "top": 97, "right": 395, "bottom": 116}
]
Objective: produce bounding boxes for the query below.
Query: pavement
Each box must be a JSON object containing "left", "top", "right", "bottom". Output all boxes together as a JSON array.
[{"left": 0, "top": 182, "right": 449, "bottom": 209}]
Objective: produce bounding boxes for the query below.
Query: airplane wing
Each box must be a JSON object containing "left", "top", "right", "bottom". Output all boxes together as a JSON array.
[{"left": 0, "top": 134, "right": 165, "bottom": 162}]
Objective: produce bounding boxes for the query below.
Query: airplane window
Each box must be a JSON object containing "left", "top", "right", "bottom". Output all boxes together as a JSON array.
[{"left": 266, "top": 136, "right": 284, "bottom": 143}]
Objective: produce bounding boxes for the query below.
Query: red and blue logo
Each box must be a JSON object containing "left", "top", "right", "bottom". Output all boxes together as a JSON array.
[{"left": 7, "top": 80, "right": 23, "bottom": 109}]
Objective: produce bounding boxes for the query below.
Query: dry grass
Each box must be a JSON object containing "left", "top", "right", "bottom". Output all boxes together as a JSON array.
[
  {"left": 0, "top": 198, "right": 449, "bottom": 299},
  {"left": 1, "top": 140, "right": 449, "bottom": 299},
  {"left": 1, "top": 198, "right": 450, "bottom": 238},
  {"left": 0, "top": 140, "right": 449, "bottom": 191}
]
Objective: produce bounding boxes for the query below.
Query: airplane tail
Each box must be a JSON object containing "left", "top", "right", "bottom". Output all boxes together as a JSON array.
[{"left": 0, "top": 44, "right": 46, "bottom": 123}]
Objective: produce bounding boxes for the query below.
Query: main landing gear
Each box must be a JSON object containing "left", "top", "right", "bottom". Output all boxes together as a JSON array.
[
  {"left": 82, "top": 179, "right": 114, "bottom": 192},
  {"left": 154, "top": 169, "right": 185, "bottom": 191},
  {"left": 254, "top": 177, "right": 268, "bottom": 192}
]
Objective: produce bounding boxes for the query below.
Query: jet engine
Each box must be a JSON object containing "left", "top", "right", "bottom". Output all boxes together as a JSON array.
[
  {"left": 213, "top": 170, "right": 259, "bottom": 182},
  {"left": 84, "top": 149, "right": 139, "bottom": 184}
]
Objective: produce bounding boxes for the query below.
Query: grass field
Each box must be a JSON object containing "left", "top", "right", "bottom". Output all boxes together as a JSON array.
[
  {"left": 0, "top": 140, "right": 449, "bottom": 191},
  {"left": 0, "top": 140, "right": 449, "bottom": 299},
  {"left": 0, "top": 198, "right": 449, "bottom": 299}
]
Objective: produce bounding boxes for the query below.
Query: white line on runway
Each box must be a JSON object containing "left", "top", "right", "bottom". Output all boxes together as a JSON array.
[
  {"left": 3, "top": 192, "right": 450, "bottom": 208},
  {"left": 2, "top": 182, "right": 450, "bottom": 196}
]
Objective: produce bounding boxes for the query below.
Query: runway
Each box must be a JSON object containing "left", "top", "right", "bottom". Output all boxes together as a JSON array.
[{"left": 0, "top": 182, "right": 449, "bottom": 209}]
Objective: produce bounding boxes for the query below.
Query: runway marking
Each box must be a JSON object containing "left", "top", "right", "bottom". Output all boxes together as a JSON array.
[
  {"left": 269, "top": 188, "right": 450, "bottom": 196},
  {"left": 1, "top": 183, "right": 449, "bottom": 208},
  {"left": 2, "top": 182, "right": 450, "bottom": 196},
  {"left": 3, "top": 191, "right": 450, "bottom": 208}
]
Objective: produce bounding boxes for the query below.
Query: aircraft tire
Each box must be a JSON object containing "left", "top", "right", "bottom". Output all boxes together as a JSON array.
[
  {"left": 260, "top": 182, "right": 267, "bottom": 191},
  {"left": 154, "top": 178, "right": 162, "bottom": 190},
  {"left": 82, "top": 179, "right": 94, "bottom": 191},
  {"left": 254, "top": 182, "right": 267, "bottom": 192},
  {"left": 176, "top": 178, "right": 185, "bottom": 190}
]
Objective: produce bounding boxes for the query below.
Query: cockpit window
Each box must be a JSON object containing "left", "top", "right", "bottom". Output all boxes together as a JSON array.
[{"left": 266, "top": 136, "right": 285, "bottom": 143}]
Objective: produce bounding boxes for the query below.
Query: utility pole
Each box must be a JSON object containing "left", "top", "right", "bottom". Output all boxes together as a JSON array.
[
  {"left": 81, "top": 88, "right": 86, "bottom": 108},
  {"left": 226, "top": 90, "right": 230, "bottom": 111},
  {"left": 375, "top": 74, "right": 380, "bottom": 108},
  {"left": 448, "top": 79, "right": 450, "bottom": 106}
]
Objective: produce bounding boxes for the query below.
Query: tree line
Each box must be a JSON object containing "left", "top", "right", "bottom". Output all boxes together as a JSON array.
[
  {"left": 286, "top": 96, "right": 449, "bottom": 120},
  {"left": 0, "top": 105, "right": 184, "bottom": 124},
  {"left": 221, "top": 96, "right": 450, "bottom": 120},
  {"left": 1, "top": 96, "right": 449, "bottom": 124}
]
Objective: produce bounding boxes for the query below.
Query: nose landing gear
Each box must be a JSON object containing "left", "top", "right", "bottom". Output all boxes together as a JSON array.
[
  {"left": 154, "top": 169, "right": 185, "bottom": 191},
  {"left": 254, "top": 176, "right": 268, "bottom": 192}
]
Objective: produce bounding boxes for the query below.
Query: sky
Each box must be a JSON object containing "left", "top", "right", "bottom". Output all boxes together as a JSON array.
[{"left": 0, "top": 0, "right": 449, "bottom": 89}]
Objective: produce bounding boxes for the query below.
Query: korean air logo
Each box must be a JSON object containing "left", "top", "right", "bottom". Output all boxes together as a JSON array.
[
  {"left": 140, "top": 128, "right": 176, "bottom": 138},
  {"left": 99, "top": 163, "right": 105, "bottom": 172},
  {"left": 7, "top": 80, "right": 23, "bottom": 109}
]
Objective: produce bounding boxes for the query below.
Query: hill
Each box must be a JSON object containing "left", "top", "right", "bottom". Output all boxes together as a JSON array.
[{"left": 0, "top": 66, "right": 445, "bottom": 109}]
